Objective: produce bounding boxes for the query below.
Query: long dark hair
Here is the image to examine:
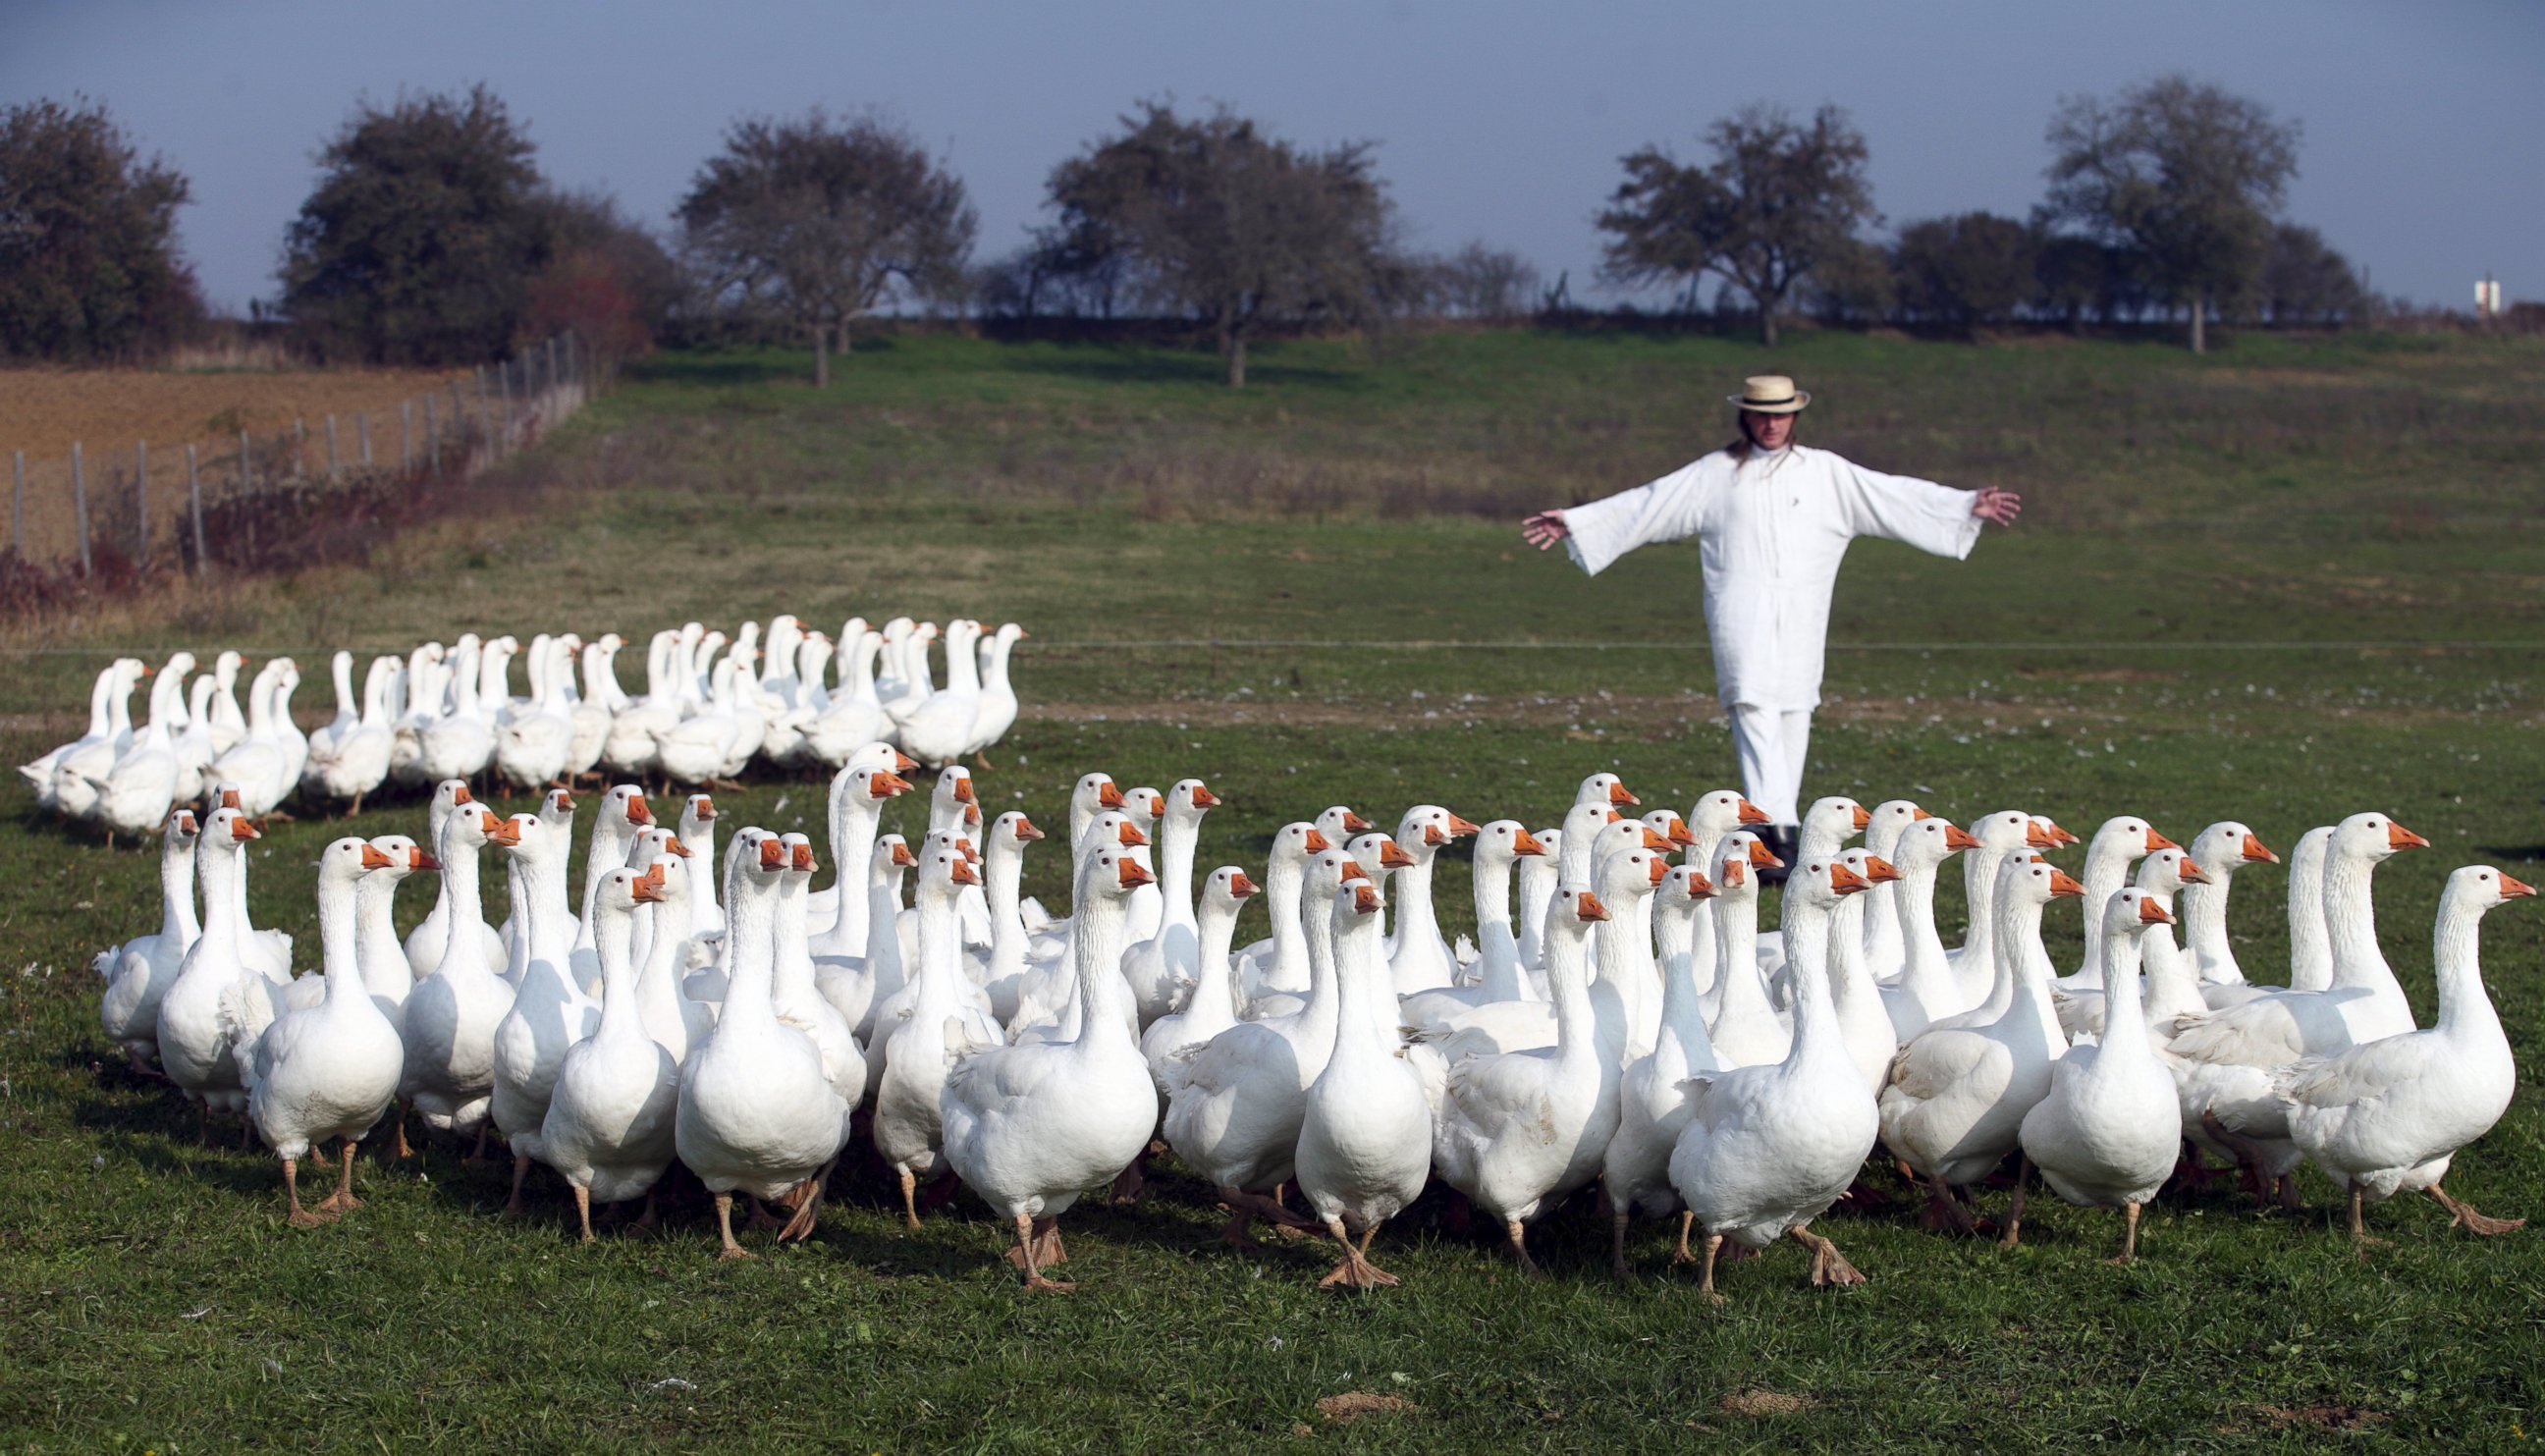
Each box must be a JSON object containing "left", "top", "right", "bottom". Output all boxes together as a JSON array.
[{"left": 1725, "top": 411, "right": 1799, "bottom": 462}]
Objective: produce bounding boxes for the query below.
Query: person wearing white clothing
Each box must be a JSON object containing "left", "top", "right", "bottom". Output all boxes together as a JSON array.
[{"left": 1522, "top": 375, "right": 2021, "bottom": 870}]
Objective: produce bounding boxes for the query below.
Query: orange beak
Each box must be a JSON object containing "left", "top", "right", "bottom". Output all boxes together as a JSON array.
[
  {"left": 2043, "top": 820, "right": 2081, "bottom": 846},
  {"left": 2242, "top": 833, "right": 2278, "bottom": 864},
  {"left": 1117, "top": 858, "right": 1155, "bottom": 890},
  {"left": 2048, "top": 867, "right": 2085, "bottom": 897},
  {"left": 1607, "top": 781, "right": 1640, "bottom": 807},
  {"left": 486, "top": 816, "right": 521, "bottom": 847},
  {"left": 965, "top": 804, "right": 982, "bottom": 829},
  {"left": 643, "top": 862, "right": 667, "bottom": 889},
  {"left": 958, "top": 838, "right": 981, "bottom": 864},
  {"left": 1720, "top": 860, "right": 1746, "bottom": 889},
  {"left": 1341, "top": 810, "right": 1374, "bottom": 834},
  {"left": 552, "top": 790, "right": 575, "bottom": 813},
  {"left": 2144, "top": 828, "right": 2179, "bottom": 853},
  {"left": 1684, "top": 870, "right": 1715, "bottom": 897},
  {"left": 2387, "top": 823, "right": 2429, "bottom": 850},
  {"left": 1339, "top": 860, "right": 1371, "bottom": 884},
  {"left": 2176, "top": 857, "right": 2211, "bottom": 885},
  {"left": 1423, "top": 825, "right": 1447, "bottom": 846},
  {"left": 1664, "top": 816, "right": 1695, "bottom": 847},
  {"left": 887, "top": 749, "right": 917, "bottom": 773},
  {"left": 1647, "top": 857, "right": 1668, "bottom": 887},
  {"left": 1379, "top": 839, "right": 1418, "bottom": 870},
  {"left": 408, "top": 847, "right": 440, "bottom": 872},
  {"left": 360, "top": 843, "right": 396, "bottom": 870},
  {"left": 1229, "top": 871, "right": 1259, "bottom": 898},
  {"left": 891, "top": 841, "right": 918, "bottom": 868},
  {"left": 1446, "top": 814, "right": 1483, "bottom": 837},
  {"left": 1604, "top": 809, "right": 1622, "bottom": 825},
  {"left": 758, "top": 838, "right": 786, "bottom": 871},
  {"left": 666, "top": 836, "right": 691, "bottom": 858},
  {"left": 1512, "top": 828, "right": 1547, "bottom": 857},
  {"left": 231, "top": 818, "right": 260, "bottom": 841},
  {"left": 951, "top": 858, "right": 981, "bottom": 887},
  {"left": 1353, "top": 884, "right": 1383, "bottom": 915},
  {"left": 1576, "top": 891, "right": 1610, "bottom": 923},
  {"left": 692, "top": 796, "right": 717, "bottom": 821},
  {"left": 453, "top": 784, "right": 474, "bottom": 805},
  {"left": 2024, "top": 820, "right": 2056, "bottom": 849},
  {"left": 1864, "top": 855, "right": 1901, "bottom": 884},
  {"left": 1641, "top": 828, "right": 1672, "bottom": 851},
  {"left": 1747, "top": 836, "right": 1783, "bottom": 869},
  {"left": 631, "top": 874, "right": 666, "bottom": 904},
  {"left": 1097, "top": 782, "right": 1124, "bottom": 809},
  {"left": 1191, "top": 784, "right": 1221, "bottom": 809},
  {"left": 174, "top": 812, "right": 197, "bottom": 836},
  {"left": 1942, "top": 824, "right": 1980, "bottom": 851},
  {"left": 1303, "top": 829, "right": 1332, "bottom": 853},
  {"left": 1014, "top": 817, "right": 1046, "bottom": 842},
  {"left": 790, "top": 842, "right": 815, "bottom": 873},
  {"left": 1737, "top": 798, "right": 1770, "bottom": 825},
  {"left": 626, "top": 795, "right": 653, "bottom": 827},
  {"left": 1912, "top": 807, "right": 1932, "bottom": 821},
  {"left": 220, "top": 787, "right": 243, "bottom": 810},
  {"left": 1828, "top": 862, "right": 1868, "bottom": 894},
  {"left": 1850, "top": 804, "right": 1871, "bottom": 832},
  {"left": 874, "top": 771, "right": 913, "bottom": 798},
  {"left": 2501, "top": 873, "right": 2536, "bottom": 898},
  {"left": 1116, "top": 823, "right": 1148, "bottom": 848},
  {"left": 951, "top": 776, "right": 975, "bottom": 804},
  {"left": 2138, "top": 897, "right": 2174, "bottom": 925}
]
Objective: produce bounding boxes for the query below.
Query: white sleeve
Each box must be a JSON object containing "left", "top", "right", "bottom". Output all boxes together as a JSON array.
[
  {"left": 1559, "top": 460, "right": 1711, "bottom": 577},
  {"left": 1830, "top": 455, "right": 1983, "bottom": 561}
]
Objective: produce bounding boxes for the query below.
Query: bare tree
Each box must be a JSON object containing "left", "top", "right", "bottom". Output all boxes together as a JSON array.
[
  {"left": 1597, "top": 104, "right": 1876, "bottom": 347},
  {"left": 1893, "top": 212, "right": 2036, "bottom": 336},
  {"left": 1035, "top": 101, "right": 1402, "bottom": 386},
  {"left": 677, "top": 110, "right": 974, "bottom": 386},
  {"left": 2039, "top": 76, "right": 2301, "bottom": 352},
  {"left": 1428, "top": 243, "right": 1542, "bottom": 322}
]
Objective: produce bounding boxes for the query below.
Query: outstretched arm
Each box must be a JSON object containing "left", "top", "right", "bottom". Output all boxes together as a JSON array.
[
  {"left": 1522, "top": 459, "right": 1713, "bottom": 576},
  {"left": 1521, "top": 510, "right": 1570, "bottom": 550},
  {"left": 1971, "top": 488, "right": 2023, "bottom": 527}
]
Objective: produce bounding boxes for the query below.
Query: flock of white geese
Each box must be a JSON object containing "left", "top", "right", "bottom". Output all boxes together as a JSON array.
[
  {"left": 20, "top": 615, "right": 1026, "bottom": 838},
  {"left": 91, "top": 751, "right": 2528, "bottom": 1294}
]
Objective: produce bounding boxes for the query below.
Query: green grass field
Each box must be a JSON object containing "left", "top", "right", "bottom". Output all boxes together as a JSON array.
[{"left": 5, "top": 329, "right": 2544, "bottom": 1450}]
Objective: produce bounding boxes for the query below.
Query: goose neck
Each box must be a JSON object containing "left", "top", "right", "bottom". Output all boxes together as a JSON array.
[
  {"left": 593, "top": 905, "right": 644, "bottom": 1042},
  {"left": 2097, "top": 930, "right": 2152, "bottom": 1062},
  {"left": 317, "top": 873, "right": 368, "bottom": 1004},
  {"left": 720, "top": 874, "right": 781, "bottom": 1025},
  {"left": 1069, "top": 891, "right": 1136, "bottom": 1053},
  {"left": 2287, "top": 836, "right": 2333, "bottom": 992},
  {"left": 1187, "top": 896, "right": 1242, "bottom": 1024},
  {"left": 2322, "top": 848, "right": 2392, "bottom": 991},
  {"left": 160, "top": 836, "right": 202, "bottom": 943},
  {"left": 2431, "top": 895, "right": 2499, "bottom": 1042}
]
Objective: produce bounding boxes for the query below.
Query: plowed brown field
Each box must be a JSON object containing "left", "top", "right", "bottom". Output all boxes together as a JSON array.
[{"left": 1, "top": 366, "right": 460, "bottom": 565}]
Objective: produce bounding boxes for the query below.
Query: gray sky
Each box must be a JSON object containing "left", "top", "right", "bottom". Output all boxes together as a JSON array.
[{"left": 5, "top": 0, "right": 2536, "bottom": 315}]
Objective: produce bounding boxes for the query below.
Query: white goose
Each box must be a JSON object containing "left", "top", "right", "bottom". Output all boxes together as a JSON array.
[
  {"left": 491, "top": 810, "right": 602, "bottom": 1212},
  {"left": 2053, "top": 817, "right": 2175, "bottom": 990},
  {"left": 85, "top": 660, "right": 186, "bottom": 841},
  {"left": 1880, "top": 856, "right": 2083, "bottom": 1235},
  {"left": 1432, "top": 886, "right": 1619, "bottom": 1276},
  {"left": 496, "top": 634, "right": 577, "bottom": 790},
  {"left": 1139, "top": 867, "right": 1257, "bottom": 1083},
  {"left": 24, "top": 659, "right": 138, "bottom": 812},
  {"left": 600, "top": 629, "right": 680, "bottom": 782},
  {"left": 939, "top": 845, "right": 1159, "bottom": 1290},
  {"left": 804, "top": 629, "right": 891, "bottom": 769},
  {"left": 1232, "top": 822, "right": 1332, "bottom": 1010},
  {"left": 238, "top": 837, "right": 406, "bottom": 1224},
  {"left": 897, "top": 619, "right": 984, "bottom": 768},
  {"left": 399, "top": 801, "right": 518, "bottom": 1139},
  {"left": 1876, "top": 817, "right": 1980, "bottom": 1040},
  {"left": 676, "top": 834, "right": 852, "bottom": 1257},
  {"left": 967, "top": 811, "right": 1048, "bottom": 1026},
  {"left": 1296, "top": 878, "right": 1434, "bottom": 1289},
  {"left": 2011, "top": 889, "right": 2179, "bottom": 1260},
  {"left": 2051, "top": 847, "right": 2208, "bottom": 1041},
  {"left": 514, "top": 866, "right": 681, "bottom": 1241},
  {"left": 565, "top": 634, "right": 625, "bottom": 783},
  {"left": 96, "top": 809, "right": 202, "bottom": 1073},
  {"left": 2165, "top": 813, "right": 2428, "bottom": 1070},
  {"left": 2177, "top": 822, "right": 2280, "bottom": 993},
  {"left": 304, "top": 655, "right": 399, "bottom": 814},
  {"left": 154, "top": 806, "right": 270, "bottom": 1121},
  {"left": 1119, "top": 779, "right": 1222, "bottom": 1026},
  {"left": 1398, "top": 822, "right": 1547, "bottom": 1028},
  {"left": 1602, "top": 863, "right": 1720, "bottom": 1278},
  {"left": 171, "top": 673, "right": 221, "bottom": 807},
  {"left": 2276, "top": 863, "right": 2532, "bottom": 1251},
  {"left": 625, "top": 833, "right": 715, "bottom": 1062},
  {"left": 1858, "top": 798, "right": 1930, "bottom": 983},
  {"left": 1943, "top": 810, "right": 2058, "bottom": 1008},
  {"left": 870, "top": 844, "right": 1005, "bottom": 1228},
  {"left": 1671, "top": 857, "right": 1878, "bottom": 1297},
  {"left": 967, "top": 622, "right": 1025, "bottom": 760},
  {"left": 1826, "top": 848, "right": 1904, "bottom": 1094},
  {"left": 1384, "top": 805, "right": 1480, "bottom": 996},
  {"left": 402, "top": 782, "right": 505, "bottom": 981}
]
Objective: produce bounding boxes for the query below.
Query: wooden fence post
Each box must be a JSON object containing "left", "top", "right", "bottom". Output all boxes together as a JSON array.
[
  {"left": 238, "top": 429, "right": 252, "bottom": 493},
  {"left": 548, "top": 336, "right": 562, "bottom": 398},
  {"left": 10, "top": 450, "right": 22, "bottom": 558},
  {"left": 400, "top": 400, "right": 412, "bottom": 472},
  {"left": 450, "top": 378, "right": 466, "bottom": 464},
  {"left": 499, "top": 358, "right": 514, "bottom": 450},
  {"left": 186, "top": 443, "right": 205, "bottom": 573},
  {"left": 357, "top": 410, "right": 372, "bottom": 467},
  {"left": 426, "top": 395, "right": 440, "bottom": 474},
  {"left": 294, "top": 418, "right": 307, "bottom": 480},
  {"left": 326, "top": 414, "right": 341, "bottom": 480},
  {"left": 72, "top": 441, "right": 91, "bottom": 573},
  {"left": 135, "top": 440, "right": 149, "bottom": 561}
]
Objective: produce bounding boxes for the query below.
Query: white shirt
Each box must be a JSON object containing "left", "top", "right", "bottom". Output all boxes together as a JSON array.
[{"left": 1562, "top": 443, "right": 1981, "bottom": 711}]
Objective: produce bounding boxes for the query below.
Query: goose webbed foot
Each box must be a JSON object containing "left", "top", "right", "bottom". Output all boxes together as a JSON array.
[
  {"left": 1319, "top": 1218, "right": 1400, "bottom": 1289},
  {"left": 776, "top": 1163, "right": 832, "bottom": 1243},
  {"left": 283, "top": 1157, "right": 333, "bottom": 1227},
  {"left": 1792, "top": 1224, "right": 1867, "bottom": 1287},
  {"left": 713, "top": 1193, "right": 759, "bottom": 1261},
  {"left": 2429, "top": 1183, "right": 2525, "bottom": 1236},
  {"left": 312, "top": 1139, "right": 363, "bottom": 1215},
  {"left": 1009, "top": 1213, "right": 1073, "bottom": 1291},
  {"left": 1504, "top": 1219, "right": 1543, "bottom": 1279}
]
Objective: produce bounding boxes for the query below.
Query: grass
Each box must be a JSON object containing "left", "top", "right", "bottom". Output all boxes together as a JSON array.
[{"left": 4, "top": 329, "right": 2545, "bottom": 1450}]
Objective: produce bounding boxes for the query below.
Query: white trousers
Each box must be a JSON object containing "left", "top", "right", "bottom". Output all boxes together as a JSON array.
[{"left": 1728, "top": 702, "right": 1812, "bottom": 827}]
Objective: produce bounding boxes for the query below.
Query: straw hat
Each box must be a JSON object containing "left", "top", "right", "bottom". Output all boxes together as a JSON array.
[{"left": 1726, "top": 375, "right": 1811, "bottom": 414}]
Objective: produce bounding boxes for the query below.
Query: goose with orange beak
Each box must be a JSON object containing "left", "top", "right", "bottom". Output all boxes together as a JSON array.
[
  {"left": 1399, "top": 822, "right": 1549, "bottom": 1030},
  {"left": 1387, "top": 806, "right": 1483, "bottom": 997},
  {"left": 1433, "top": 887, "right": 1620, "bottom": 1278},
  {"left": 1671, "top": 857, "right": 1879, "bottom": 1298}
]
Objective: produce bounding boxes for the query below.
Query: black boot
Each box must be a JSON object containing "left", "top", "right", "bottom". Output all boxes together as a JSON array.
[{"left": 1758, "top": 825, "right": 1798, "bottom": 886}]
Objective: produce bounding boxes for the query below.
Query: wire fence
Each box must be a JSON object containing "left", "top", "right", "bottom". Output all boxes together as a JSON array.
[{"left": 3, "top": 333, "right": 597, "bottom": 579}]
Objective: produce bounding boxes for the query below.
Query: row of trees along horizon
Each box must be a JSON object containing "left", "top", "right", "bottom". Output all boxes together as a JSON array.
[{"left": 0, "top": 77, "right": 2452, "bottom": 389}]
